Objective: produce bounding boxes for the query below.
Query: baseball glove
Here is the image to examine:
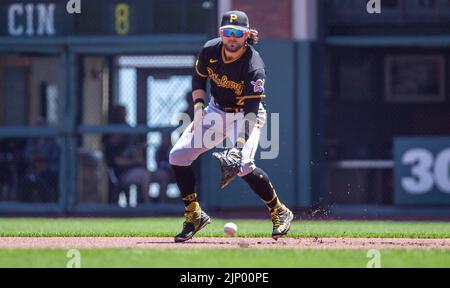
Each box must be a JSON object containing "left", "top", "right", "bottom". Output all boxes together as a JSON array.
[{"left": 212, "top": 148, "right": 242, "bottom": 189}]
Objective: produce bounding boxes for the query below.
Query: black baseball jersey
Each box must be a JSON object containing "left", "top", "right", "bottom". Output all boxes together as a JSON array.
[{"left": 194, "top": 37, "right": 266, "bottom": 114}]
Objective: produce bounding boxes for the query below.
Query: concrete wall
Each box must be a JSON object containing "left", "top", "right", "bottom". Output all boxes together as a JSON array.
[
  {"left": 30, "top": 57, "right": 62, "bottom": 125},
  {"left": 78, "top": 56, "right": 109, "bottom": 204}
]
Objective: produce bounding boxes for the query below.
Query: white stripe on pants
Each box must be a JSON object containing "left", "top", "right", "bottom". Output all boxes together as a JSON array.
[{"left": 169, "top": 98, "right": 266, "bottom": 177}]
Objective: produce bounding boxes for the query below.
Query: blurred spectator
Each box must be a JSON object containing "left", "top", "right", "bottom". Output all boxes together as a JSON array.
[
  {"left": 155, "top": 132, "right": 173, "bottom": 173},
  {"left": 0, "top": 139, "right": 27, "bottom": 201},
  {"left": 154, "top": 131, "right": 176, "bottom": 201},
  {"left": 21, "top": 118, "right": 59, "bottom": 203},
  {"left": 103, "top": 105, "right": 169, "bottom": 205},
  {"left": 0, "top": 140, "right": 14, "bottom": 200}
]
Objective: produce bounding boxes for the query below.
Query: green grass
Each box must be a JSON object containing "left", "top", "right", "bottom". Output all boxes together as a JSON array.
[
  {"left": 0, "top": 218, "right": 449, "bottom": 238},
  {"left": 0, "top": 218, "right": 449, "bottom": 268},
  {"left": 0, "top": 248, "right": 449, "bottom": 268}
]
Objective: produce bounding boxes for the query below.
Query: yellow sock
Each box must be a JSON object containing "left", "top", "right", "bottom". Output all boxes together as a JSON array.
[
  {"left": 264, "top": 191, "right": 285, "bottom": 211},
  {"left": 185, "top": 201, "right": 200, "bottom": 212},
  {"left": 270, "top": 200, "right": 284, "bottom": 211}
]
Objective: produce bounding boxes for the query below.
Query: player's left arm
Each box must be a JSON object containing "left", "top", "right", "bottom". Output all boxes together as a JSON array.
[{"left": 235, "top": 68, "right": 266, "bottom": 148}]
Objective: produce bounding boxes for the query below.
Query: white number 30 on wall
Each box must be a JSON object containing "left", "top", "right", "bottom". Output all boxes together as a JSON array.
[{"left": 401, "top": 148, "right": 450, "bottom": 194}]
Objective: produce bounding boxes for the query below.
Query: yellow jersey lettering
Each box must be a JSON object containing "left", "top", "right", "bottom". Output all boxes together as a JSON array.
[{"left": 207, "top": 67, "right": 244, "bottom": 96}]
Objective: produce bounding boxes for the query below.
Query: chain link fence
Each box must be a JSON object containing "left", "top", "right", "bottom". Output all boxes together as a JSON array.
[
  {"left": 0, "top": 54, "right": 62, "bottom": 204},
  {"left": 78, "top": 54, "right": 196, "bottom": 207},
  {"left": 0, "top": 137, "right": 61, "bottom": 203},
  {"left": 0, "top": 51, "right": 199, "bottom": 208}
]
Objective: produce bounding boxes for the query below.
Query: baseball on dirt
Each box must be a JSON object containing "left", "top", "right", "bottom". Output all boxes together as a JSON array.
[{"left": 224, "top": 222, "right": 238, "bottom": 237}]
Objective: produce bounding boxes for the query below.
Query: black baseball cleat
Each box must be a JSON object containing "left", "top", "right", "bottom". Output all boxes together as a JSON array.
[
  {"left": 270, "top": 205, "right": 294, "bottom": 240},
  {"left": 174, "top": 203, "right": 211, "bottom": 243}
]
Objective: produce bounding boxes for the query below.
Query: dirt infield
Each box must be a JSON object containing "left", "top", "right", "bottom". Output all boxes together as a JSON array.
[{"left": 0, "top": 237, "right": 449, "bottom": 249}]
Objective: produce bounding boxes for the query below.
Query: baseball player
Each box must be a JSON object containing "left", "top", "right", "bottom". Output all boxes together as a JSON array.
[{"left": 169, "top": 10, "right": 294, "bottom": 242}]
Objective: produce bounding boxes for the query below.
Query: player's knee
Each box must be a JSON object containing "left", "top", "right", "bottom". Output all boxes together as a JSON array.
[
  {"left": 169, "top": 147, "right": 193, "bottom": 166},
  {"left": 238, "top": 162, "right": 256, "bottom": 177}
]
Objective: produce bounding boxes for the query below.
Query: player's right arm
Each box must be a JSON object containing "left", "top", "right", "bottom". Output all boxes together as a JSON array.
[{"left": 190, "top": 46, "right": 209, "bottom": 132}]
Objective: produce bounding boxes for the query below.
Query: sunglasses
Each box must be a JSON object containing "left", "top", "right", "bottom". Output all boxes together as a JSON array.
[{"left": 221, "top": 28, "right": 246, "bottom": 38}]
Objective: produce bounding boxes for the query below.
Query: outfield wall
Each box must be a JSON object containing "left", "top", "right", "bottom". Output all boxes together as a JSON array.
[{"left": 1, "top": 36, "right": 450, "bottom": 216}]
